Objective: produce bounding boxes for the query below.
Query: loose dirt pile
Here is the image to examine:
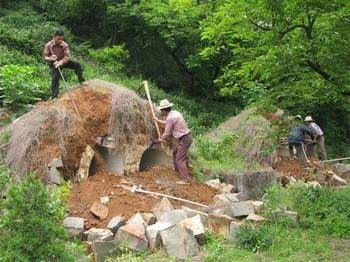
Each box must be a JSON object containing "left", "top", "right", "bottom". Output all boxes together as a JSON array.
[{"left": 68, "top": 165, "right": 216, "bottom": 228}]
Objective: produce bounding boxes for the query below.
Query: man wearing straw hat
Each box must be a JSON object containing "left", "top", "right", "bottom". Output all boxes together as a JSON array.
[
  {"left": 154, "top": 99, "right": 193, "bottom": 181},
  {"left": 304, "top": 116, "right": 327, "bottom": 160}
]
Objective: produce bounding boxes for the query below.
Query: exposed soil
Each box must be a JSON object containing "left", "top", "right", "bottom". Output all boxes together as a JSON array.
[{"left": 68, "top": 165, "right": 216, "bottom": 228}]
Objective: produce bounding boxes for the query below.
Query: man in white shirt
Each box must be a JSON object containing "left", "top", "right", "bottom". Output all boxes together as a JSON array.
[{"left": 304, "top": 116, "right": 327, "bottom": 160}]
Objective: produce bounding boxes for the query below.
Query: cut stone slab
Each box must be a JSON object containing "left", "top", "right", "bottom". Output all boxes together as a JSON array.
[
  {"left": 127, "top": 212, "right": 146, "bottom": 226},
  {"left": 251, "top": 201, "right": 264, "bottom": 214},
  {"left": 63, "top": 217, "right": 85, "bottom": 239},
  {"left": 146, "top": 221, "right": 172, "bottom": 249},
  {"left": 159, "top": 209, "right": 188, "bottom": 225},
  {"left": 142, "top": 213, "right": 157, "bottom": 226},
  {"left": 48, "top": 156, "right": 63, "bottom": 168},
  {"left": 245, "top": 213, "right": 266, "bottom": 223},
  {"left": 91, "top": 241, "right": 116, "bottom": 262},
  {"left": 90, "top": 201, "right": 109, "bottom": 220},
  {"left": 275, "top": 210, "right": 299, "bottom": 225},
  {"left": 84, "top": 228, "right": 114, "bottom": 242},
  {"left": 205, "top": 179, "right": 221, "bottom": 190},
  {"left": 219, "top": 183, "right": 235, "bottom": 194},
  {"left": 48, "top": 167, "right": 62, "bottom": 185},
  {"left": 222, "top": 168, "right": 278, "bottom": 200},
  {"left": 151, "top": 197, "right": 174, "bottom": 219},
  {"left": 330, "top": 174, "right": 347, "bottom": 186},
  {"left": 181, "top": 206, "right": 209, "bottom": 228},
  {"left": 208, "top": 213, "right": 233, "bottom": 237},
  {"left": 332, "top": 163, "right": 350, "bottom": 180},
  {"left": 107, "top": 216, "right": 125, "bottom": 234},
  {"left": 76, "top": 145, "right": 95, "bottom": 182},
  {"left": 179, "top": 214, "right": 205, "bottom": 237},
  {"left": 230, "top": 201, "right": 255, "bottom": 217},
  {"left": 115, "top": 224, "right": 148, "bottom": 251},
  {"left": 228, "top": 221, "right": 243, "bottom": 242},
  {"left": 160, "top": 224, "right": 199, "bottom": 260}
]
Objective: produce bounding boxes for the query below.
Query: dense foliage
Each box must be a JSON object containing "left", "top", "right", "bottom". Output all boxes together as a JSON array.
[{"left": 0, "top": 172, "right": 81, "bottom": 261}]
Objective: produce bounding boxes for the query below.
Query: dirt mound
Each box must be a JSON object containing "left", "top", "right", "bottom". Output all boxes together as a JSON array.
[
  {"left": 4, "top": 79, "right": 157, "bottom": 179},
  {"left": 68, "top": 165, "right": 216, "bottom": 228}
]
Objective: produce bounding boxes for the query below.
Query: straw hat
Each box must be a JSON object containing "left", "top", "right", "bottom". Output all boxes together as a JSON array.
[
  {"left": 158, "top": 99, "right": 173, "bottom": 110},
  {"left": 304, "top": 116, "right": 314, "bottom": 122}
]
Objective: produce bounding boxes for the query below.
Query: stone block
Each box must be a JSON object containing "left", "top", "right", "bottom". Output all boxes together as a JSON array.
[
  {"left": 159, "top": 209, "right": 188, "bottom": 225},
  {"left": 84, "top": 228, "right": 114, "bottom": 242},
  {"left": 63, "top": 217, "right": 84, "bottom": 239},
  {"left": 107, "top": 216, "right": 125, "bottom": 234},
  {"left": 91, "top": 241, "right": 116, "bottom": 262},
  {"left": 151, "top": 197, "right": 174, "bottom": 219},
  {"left": 145, "top": 221, "right": 172, "bottom": 249},
  {"left": 207, "top": 213, "right": 233, "bottom": 237},
  {"left": 90, "top": 202, "right": 109, "bottom": 220},
  {"left": 114, "top": 224, "right": 148, "bottom": 251}
]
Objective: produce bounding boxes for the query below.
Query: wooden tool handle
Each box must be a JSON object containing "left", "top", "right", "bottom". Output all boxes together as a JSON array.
[{"left": 143, "top": 81, "right": 162, "bottom": 139}]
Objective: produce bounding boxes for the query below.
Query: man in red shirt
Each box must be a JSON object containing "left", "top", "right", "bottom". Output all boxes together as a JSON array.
[
  {"left": 154, "top": 99, "right": 193, "bottom": 181},
  {"left": 43, "top": 31, "right": 85, "bottom": 98}
]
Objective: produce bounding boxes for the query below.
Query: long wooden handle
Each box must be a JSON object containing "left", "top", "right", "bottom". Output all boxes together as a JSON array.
[{"left": 143, "top": 81, "right": 161, "bottom": 139}]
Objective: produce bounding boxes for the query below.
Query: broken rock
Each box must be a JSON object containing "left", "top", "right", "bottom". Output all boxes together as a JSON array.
[
  {"left": 160, "top": 224, "right": 199, "bottom": 260},
  {"left": 115, "top": 224, "right": 148, "bottom": 251},
  {"left": 127, "top": 212, "right": 146, "bottom": 226},
  {"left": 84, "top": 228, "right": 114, "bottom": 242},
  {"left": 245, "top": 213, "right": 266, "bottom": 223},
  {"left": 48, "top": 167, "right": 62, "bottom": 185},
  {"left": 91, "top": 241, "right": 116, "bottom": 262},
  {"left": 76, "top": 145, "right": 95, "bottom": 182},
  {"left": 230, "top": 201, "right": 255, "bottom": 217},
  {"left": 151, "top": 197, "right": 174, "bottom": 219},
  {"left": 145, "top": 221, "right": 172, "bottom": 249},
  {"left": 63, "top": 217, "right": 85, "bottom": 239},
  {"left": 219, "top": 183, "right": 235, "bottom": 194},
  {"left": 205, "top": 179, "right": 221, "bottom": 190},
  {"left": 332, "top": 163, "right": 350, "bottom": 180},
  {"left": 208, "top": 213, "right": 233, "bottom": 237},
  {"left": 48, "top": 156, "right": 63, "bottom": 168},
  {"left": 107, "top": 216, "right": 125, "bottom": 234},
  {"left": 142, "top": 213, "right": 157, "bottom": 226},
  {"left": 251, "top": 201, "right": 264, "bottom": 214},
  {"left": 330, "top": 174, "right": 347, "bottom": 186},
  {"left": 159, "top": 209, "right": 188, "bottom": 225},
  {"left": 90, "top": 201, "right": 109, "bottom": 220},
  {"left": 181, "top": 206, "right": 209, "bottom": 228},
  {"left": 179, "top": 214, "right": 205, "bottom": 238}
]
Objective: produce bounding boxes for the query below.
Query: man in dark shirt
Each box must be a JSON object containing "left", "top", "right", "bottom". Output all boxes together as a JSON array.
[
  {"left": 43, "top": 31, "right": 85, "bottom": 98},
  {"left": 288, "top": 123, "right": 315, "bottom": 167}
]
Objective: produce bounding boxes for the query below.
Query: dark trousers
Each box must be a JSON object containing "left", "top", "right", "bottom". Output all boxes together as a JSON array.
[
  {"left": 173, "top": 133, "right": 193, "bottom": 181},
  {"left": 49, "top": 60, "right": 84, "bottom": 98}
]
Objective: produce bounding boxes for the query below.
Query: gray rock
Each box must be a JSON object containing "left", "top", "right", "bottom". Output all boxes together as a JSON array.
[
  {"left": 142, "top": 213, "right": 157, "bottom": 226},
  {"left": 84, "top": 228, "right": 114, "bottom": 242},
  {"left": 330, "top": 174, "right": 347, "bottom": 186},
  {"left": 181, "top": 206, "right": 209, "bottom": 228},
  {"left": 208, "top": 213, "right": 233, "bottom": 237},
  {"left": 114, "top": 224, "right": 148, "bottom": 251},
  {"left": 245, "top": 213, "right": 266, "bottom": 223},
  {"left": 230, "top": 201, "right": 255, "bottom": 217},
  {"left": 332, "top": 163, "right": 350, "bottom": 180},
  {"left": 48, "top": 167, "right": 62, "bottom": 185},
  {"left": 219, "top": 183, "right": 235, "bottom": 194},
  {"left": 213, "top": 193, "right": 239, "bottom": 205},
  {"left": 76, "top": 145, "right": 95, "bottom": 182},
  {"left": 127, "top": 212, "right": 146, "bottom": 226},
  {"left": 316, "top": 171, "right": 327, "bottom": 182},
  {"left": 222, "top": 168, "right": 278, "bottom": 200},
  {"left": 48, "top": 157, "right": 63, "bottom": 168},
  {"left": 205, "top": 179, "right": 221, "bottom": 190},
  {"left": 151, "top": 197, "right": 174, "bottom": 219},
  {"left": 91, "top": 241, "right": 117, "bottom": 262},
  {"left": 159, "top": 209, "right": 188, "bottom": 225},
  {"left": 107, "top": 216, "right": 125, "bottom": 234},
  {"left": 251, "top": 201, "right": 264, "bottom": 214},
  {"left": 160, "top": 224, "right": 199, "bottom": 260},
  {"left": 228, "top": 221, "right": 243, "bottom": 242},
  {"left": 145, "top": 221, "right": 172, "bottom": 249},
  {"left": 63, "top": 217, "right": 84, "bottom": 239},
  {"left": 179, "top": 214, "right": 205, "bottom": 237}
]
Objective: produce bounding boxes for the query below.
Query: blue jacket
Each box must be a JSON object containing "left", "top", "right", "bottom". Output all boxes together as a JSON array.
[{"left": 288, "top": 124, "right": 315, "bottom": 144}]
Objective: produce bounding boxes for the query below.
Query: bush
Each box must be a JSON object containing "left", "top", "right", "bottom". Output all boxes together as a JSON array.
[
  {"left": 236, "top": 223, "right": 274, "bottom": 252},
  {"left": 0, "top": 64, "right": 50, "bottom": 108},
  {"left": 89, "top": 44, "right": 130, "bottom": 71},
  {"left": 0, "top": 173, "right": 76, "bottom": 261}
]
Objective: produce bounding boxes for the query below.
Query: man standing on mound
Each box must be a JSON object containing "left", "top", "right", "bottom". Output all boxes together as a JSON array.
[
  {"left": 154, "top": 99, "right": 193, "bottom": 181},
  {"left": 43, "top": 31, "right": 85, "bottom": 99}
]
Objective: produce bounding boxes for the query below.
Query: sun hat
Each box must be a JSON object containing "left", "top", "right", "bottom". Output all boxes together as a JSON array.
[
  {"left": 304, "top": 116, "right": 314, "bottom": 122},
  {"left": 158, "top": 99, "right": 173, "bottom": 110},
  {"left": 294, "top": 115, "right": 302, "bottom": 121}
]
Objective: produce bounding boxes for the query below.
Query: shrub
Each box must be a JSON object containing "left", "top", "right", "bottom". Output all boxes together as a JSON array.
[
  {"left": 0, "top": 173, "right": 76, "bottom": 261},
  {"left": 89, "top": 44, "right": 130, "bottom": 71},
  {"left": 0, "top": 64, "right": 50, "bottom": 108},
  {"left": 236, "top": 223, "right": 274, "bottom": 252}
]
